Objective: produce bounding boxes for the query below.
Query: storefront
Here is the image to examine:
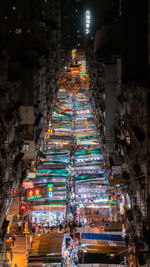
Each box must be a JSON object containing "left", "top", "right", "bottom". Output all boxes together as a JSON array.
[{"left": 30, "top": 210, "right": 65, "bottom": 226}]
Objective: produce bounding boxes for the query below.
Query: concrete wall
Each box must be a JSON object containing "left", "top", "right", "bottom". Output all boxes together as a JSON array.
[
  {"left": 104, "top": 63, "right": 118, "bottom": 153},
  {"left": 19, "top": 106, "right": 34, "bottom": 125}
]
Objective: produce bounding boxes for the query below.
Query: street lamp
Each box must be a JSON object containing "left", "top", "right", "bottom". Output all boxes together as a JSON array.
[{"left": 107, "top": 248, "right": 129, "bottom": 258}]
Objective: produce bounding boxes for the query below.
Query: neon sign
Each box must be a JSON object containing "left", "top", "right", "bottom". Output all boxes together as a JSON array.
[
  {"left": 47, "top": 184, "right": 53, "bottom": 198},
  {"left": 27, "top": 188, "right": 42, "bottom": 200},
  {"left": 72, "top": 49, "right": 76, "bottom": 64},
  {"left": 85, "top": 10, "right": 91, "bottom": 35},
  {"left": 22, "top": 181, "right": 34, "bottom": 189},
  {"left": 27, "top": 187, "right": 46, "bottom": 200},
  {"left": 47, "top": 129, "right": 54, "bottom": 135}
]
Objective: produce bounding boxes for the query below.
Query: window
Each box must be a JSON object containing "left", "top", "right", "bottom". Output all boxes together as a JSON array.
[
  {"left": 23, "top": 144, "right": 29, "bottom": 152},
  {"left": 15, "top": 28, "right": 22, "bottom": 34},
  {"left": 12, "top": 6, "right": 16, "bottom": 11}
]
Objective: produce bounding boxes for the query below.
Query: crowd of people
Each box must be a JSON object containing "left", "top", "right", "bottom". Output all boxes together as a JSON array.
[
  {"left": 63, "top": 223, "right": 81, "bottom": 266},
  {"left": 63, "top": 237, "right": 79, "bottom": 266}
]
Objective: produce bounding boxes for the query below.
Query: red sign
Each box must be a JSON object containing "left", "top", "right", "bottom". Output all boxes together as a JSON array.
[
  {"left": 34, "top": 188, "right": 40, "bottom": 196},
  {"left": 27, "top": 188, "right": 41, "bottom": 198},
  {"left": 27, "top": 187, "right": 47, "bottom": 200}
]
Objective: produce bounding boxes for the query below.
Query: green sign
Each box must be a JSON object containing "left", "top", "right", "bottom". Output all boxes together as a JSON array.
[{"left": 27, "top": 195, "right": 42, "bottom": 200}]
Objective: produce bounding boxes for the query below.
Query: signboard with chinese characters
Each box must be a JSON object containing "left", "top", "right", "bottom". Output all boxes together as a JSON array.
[
  {"left": 47, "top": 184, "right": 53, "bottom": 198},
  {"left": 27, "top": 187, "right": 46, "bottom": 200},
  {"left": 27, "top": 172, "right": 36, "bottom": 179},
  {"left": 22, "top": 180, "right": 34, "bottom": 189},
  {"left": 47, "top": 129, "right": 54, "bottom": 135}
]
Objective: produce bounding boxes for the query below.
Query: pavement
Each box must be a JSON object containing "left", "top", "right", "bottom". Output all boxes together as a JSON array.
[{"left": 6, "top": 235, "right": 31, "bottom": 267}]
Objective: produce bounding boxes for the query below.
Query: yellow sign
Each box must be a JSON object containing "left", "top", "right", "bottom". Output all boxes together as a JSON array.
[
  {"left": 47, "top": 129, "right": 54, "bottom": 135},
  {"left": 72, "top": 49, "right": 76, "bottom": 60},
  {"left": 31, "top": 161, "right": 36, "bottom": 172}
]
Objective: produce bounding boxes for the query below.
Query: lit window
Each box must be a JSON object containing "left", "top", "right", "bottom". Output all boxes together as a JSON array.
[
  {"left": 12, "top": 6, "right": 16, "bottom": 11},
  {"left": 86, "top": 23, "right": 90, "bottom": 28},
  {"left": 15, "top": 28, "right": 22, "bottom": 34},
  {"left": 23, "top": 144, "right": 29, "bottom": 152}
]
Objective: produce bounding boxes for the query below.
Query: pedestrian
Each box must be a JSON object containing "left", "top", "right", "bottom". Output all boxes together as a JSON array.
[
  {"left": 35, "top": 225, "right": 39, "bottom": 234},
  {"left": 59, "top": 224, "right": 62, "bottom": 232},
  {"left": 12, "top": 235, "right": 16, "bottom": 246},
  {"left": 70, "top": 237, "right": 74, "bottom": 247},
  {"left": 31, "top": 224, "right": 35, "bottom": 233},
  {"left": 18, "top": 221, "right": 22, "bottom": 232}
]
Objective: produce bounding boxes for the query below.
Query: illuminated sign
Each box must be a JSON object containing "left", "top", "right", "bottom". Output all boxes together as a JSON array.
[
  {"left": 48, "top": 191, "right": 53, "bottom": 197},
  {"left": 85, "top": 10, "right": 91, "bottom": 34},
  {"left": 76, "top": 109, "right": 90, "bottom": 114},
  {"left": 27, "top": 172, "right": 36, "bottom": 179},
  {"left": 72, "top": 49, "right": 76, "bottom": 64},
  {"left": 76, "top": 156, "right": 103, "bottom": 163},
  {"left": 31, "top": 161, "right": 36, "bottom": 172},
  {"left": 22, "top": 181, "right": 34, "bottom": 189},
  {"left": 70, "top": 67, "right": 80, "bottom": 74},
  {"left": 47, "top": 129, "right": 54, "bottom": 135},
  {"left": 47, "top": 184, "right": 53, "bottom": 198},
  {"left": 81, "top": 60, "right": 86, "bottom": 72},
  {"left": 27, "top": 187, "right": 46, "bottom": 200},
  {"left": 27, "top": 188, "right": 41, "bottom": 200},
  {"left": 21, "top": 204, "right": 28, "bottom": 211},
  {"left": 59, "top": 88, "right": 67, "bottom": 92}
]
